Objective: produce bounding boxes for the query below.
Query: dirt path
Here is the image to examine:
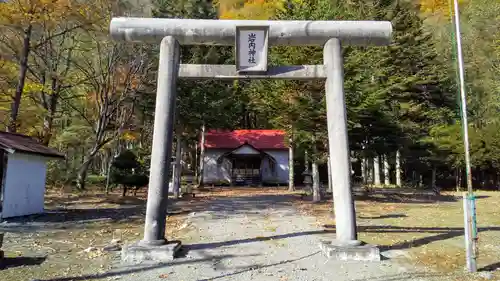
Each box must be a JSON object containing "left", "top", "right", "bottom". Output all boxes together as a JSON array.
[{"left": 109, "top": 193, "right": 455, "bottom": 281}]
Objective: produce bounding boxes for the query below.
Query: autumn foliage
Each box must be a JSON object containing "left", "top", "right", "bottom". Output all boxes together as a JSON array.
[
  {"left": 419, "top": 0, "right": 468, "bottom": 18},
  {"left": 214, "top": 0, "right": 290, "bottom": 19}
]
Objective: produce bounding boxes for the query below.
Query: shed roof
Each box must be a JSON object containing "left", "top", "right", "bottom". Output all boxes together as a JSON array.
[
  {"left": 205, "top": 130, "right": 287, "bottom": 150},
  {"left": 0, "top": 131, "right": 65, "bottom": 159}
]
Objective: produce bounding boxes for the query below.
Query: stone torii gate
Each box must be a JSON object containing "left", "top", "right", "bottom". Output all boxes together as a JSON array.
[{"left": 110, "top": 17, "right": 392, "bottom": 263}]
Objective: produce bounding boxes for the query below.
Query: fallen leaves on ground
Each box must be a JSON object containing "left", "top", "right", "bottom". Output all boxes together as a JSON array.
[{"left": 292, "top": 189, "right": 500, "bottom": 274}]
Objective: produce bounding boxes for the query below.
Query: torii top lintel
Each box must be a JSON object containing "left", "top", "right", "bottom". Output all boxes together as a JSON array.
[{"left": 109, "top": 17, "right": 392, "bottom": 46}]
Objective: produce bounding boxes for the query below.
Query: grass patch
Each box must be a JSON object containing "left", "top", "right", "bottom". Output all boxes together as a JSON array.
[{"left": 295, "top": 190, "right": 500, "bottom": 276}]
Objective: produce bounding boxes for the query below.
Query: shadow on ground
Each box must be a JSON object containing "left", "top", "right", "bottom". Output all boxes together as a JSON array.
[
  {"left": 348, "top": 272, "right": 453, "bottom": 281},
  {"left": 179, "top": 223, "right": 500, "bottom": 254},
  {"left": 16, "top": 187, "right": 468, "bottom": 227},
  {"left": 39, "top": 250, "right": 321, "bottom": 281},
  {"left": 321, "top": 224, "right": 500, "bottom": 252},
  {"left": 0, "top": 256, "right": 46, "bottom": 269},
  {"left": 196, "top": 251, "right": 321, "bottom": 281},
  {"left": 299, "top": 187, "right": 465, "bottom": 204},
  {"left": 358, "top": 214, "right": 407, "bottom": 219},
  {"left": 353, "top": 193, "right": 459, "bottom": 204},
  {"left": 39, "top": 254, "right": 257, "bottom": 281},
  {"left": 45, "top": 193, "right": 147, "bottom": 208},
  {"left": 2, "top": 205, "right": 145, "bottom": 225},
  {"left": 7, "top": 192, "right": 296, "bottom": 228},
  {"left": 182, "top": 230, "right": 330, "bottom": 252},
  {"left": 479, "top": 261, "right": 500, "bottom": 272}
]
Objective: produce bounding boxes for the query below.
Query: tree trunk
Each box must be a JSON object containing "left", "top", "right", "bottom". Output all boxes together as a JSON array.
[
  {"left": 105, "top": 144, "right": 120, "bottom": 195},
  {"left": 367, "top": 158, "right": 373, "bottom": 185},
  {"left": 373, "top": 156, "right": 381, "bottom": 186},
  {"left": 197, "top": 124, "right": 206, "bottom": 188},
  {"left": 361, "top": 157, "right": 366, "bottom": 185},
  {"left": 64, "top": 145, "right": 71, "bottom": 182},
  {"left": 383, "top": 154, "right": 390, "bottom": 186},
  {"left": 76, "top": 158, "right": 93, "bottom": 190},
  {"left": 312, "top": 161, "right": 321, "bottom": 203},
  {"left": 288, "top": 134, "right": 294, "bottom": 191},
  {"left": 396, "top": 150, "right": 402, "bottom": 187},
  {"left": 105, "top": 160, "right": 113, "bottom": 195},
  {"left": 173, "top": 134, "right": 182, "bottom": 199},
  {"left": 304, "top": 151, "right": 309, "bottom": 174},
  {"left": 76, "top": 141, "right": 105, "bottom": 190},
  {"left": 481, "top": 170, "right": 486, "bottom": 189},
  {"left": 431, "top": 166, "right": 437, "bottom": 191},
  {"left": 100, "top": 151, "right": 107, "bottom": 176},
  {"left": 9, "top": 25, "right": 32, "bottom": 132},
  {"left": 41, "top": 80, "right": 60, "bottom": 146},
  {"left": 456, "top": 167, "right": 462, "bottom": 192},
  {"left": 327, "top": 156, "right": 332, "bottom": 193},
  {"left": 194, "top": 140, "right": 198, "bottom": 181}
]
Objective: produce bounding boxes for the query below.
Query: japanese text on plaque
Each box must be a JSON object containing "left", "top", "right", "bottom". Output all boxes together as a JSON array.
[{"left": 248, "top": 33, "right": 257, "bottom": 64}]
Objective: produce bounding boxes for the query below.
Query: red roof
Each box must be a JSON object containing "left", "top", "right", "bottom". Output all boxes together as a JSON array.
[{"left": 205, "top": 130, "right": 287, "bottom": 150}]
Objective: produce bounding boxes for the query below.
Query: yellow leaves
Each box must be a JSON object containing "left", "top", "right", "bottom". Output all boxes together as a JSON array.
[
  {"left": 0, "top": 60, "right": 18, "bottom": 93},
  {"left": 0, "top": 0, "right": 75, "bottom": 27},
  {"left": 121, "top": 131, "right": 138, "bottom": 141},
  {"left": 419, "top": 0, "right": 468, "bottom": 18},
  {"left": 23, "top": 82, "right": 44, "bottom": 94},
  {"left": 0, "top": 93, "right": 46, "bottom": 136},
  {"left": 214, "top": 0, "right": 288, "bottom": 20},
  {"left": 0, "top": 0, "right": 103, "bottom": 31}
]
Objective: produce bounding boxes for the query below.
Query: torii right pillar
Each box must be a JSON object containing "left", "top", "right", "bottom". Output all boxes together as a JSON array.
[{"left": 321, "top": 38, "right": 381, "bottom": 261}]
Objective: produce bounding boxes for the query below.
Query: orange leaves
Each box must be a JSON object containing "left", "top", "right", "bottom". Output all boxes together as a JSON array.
[{"left": 115, "top": 65, "right": 141, "bottom": 92}]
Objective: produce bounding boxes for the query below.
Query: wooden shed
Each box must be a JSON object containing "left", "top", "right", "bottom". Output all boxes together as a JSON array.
[{"left": 0, "top": 131, "right": 64, "bottom": 218}]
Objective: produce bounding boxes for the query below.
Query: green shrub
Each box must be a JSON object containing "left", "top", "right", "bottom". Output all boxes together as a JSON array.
[
  {"left": 87, "top": 174, "right": 107, "bottom": 185},
  {"left": 46, "top": 160, "right": 72, "bottom": 186},
  {"left": 110, "top": 150, "right": 149, "bottom": 196}
]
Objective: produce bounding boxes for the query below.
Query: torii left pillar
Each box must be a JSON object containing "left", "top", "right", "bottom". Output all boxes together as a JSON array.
[{"left": 121, "top": 36, "right": 181, "bottom": 263}]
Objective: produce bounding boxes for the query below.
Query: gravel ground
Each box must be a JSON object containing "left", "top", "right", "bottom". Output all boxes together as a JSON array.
[{"left": 108, "top": 194, "right": 458, "bottom": 281}]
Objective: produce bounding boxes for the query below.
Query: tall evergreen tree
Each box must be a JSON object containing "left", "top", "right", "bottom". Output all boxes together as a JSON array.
[{"left": 369, "top": 0, "right": 456, "bottom": 182}]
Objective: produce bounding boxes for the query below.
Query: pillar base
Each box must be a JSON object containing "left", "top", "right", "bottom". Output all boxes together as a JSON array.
[
  {"left": 319, "top": 240, "right": 380, "bottom": 261},
  {"left": 121, "top": 240, "right": 182, "bottom": 263}
]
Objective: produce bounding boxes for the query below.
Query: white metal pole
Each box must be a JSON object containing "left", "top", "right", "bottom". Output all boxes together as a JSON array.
[
  {"left": 452, "top": 0, "right": 477, "bottom": 272},
  {"left": 453, "top": 0, "right": 472, "bottom": 194}
]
